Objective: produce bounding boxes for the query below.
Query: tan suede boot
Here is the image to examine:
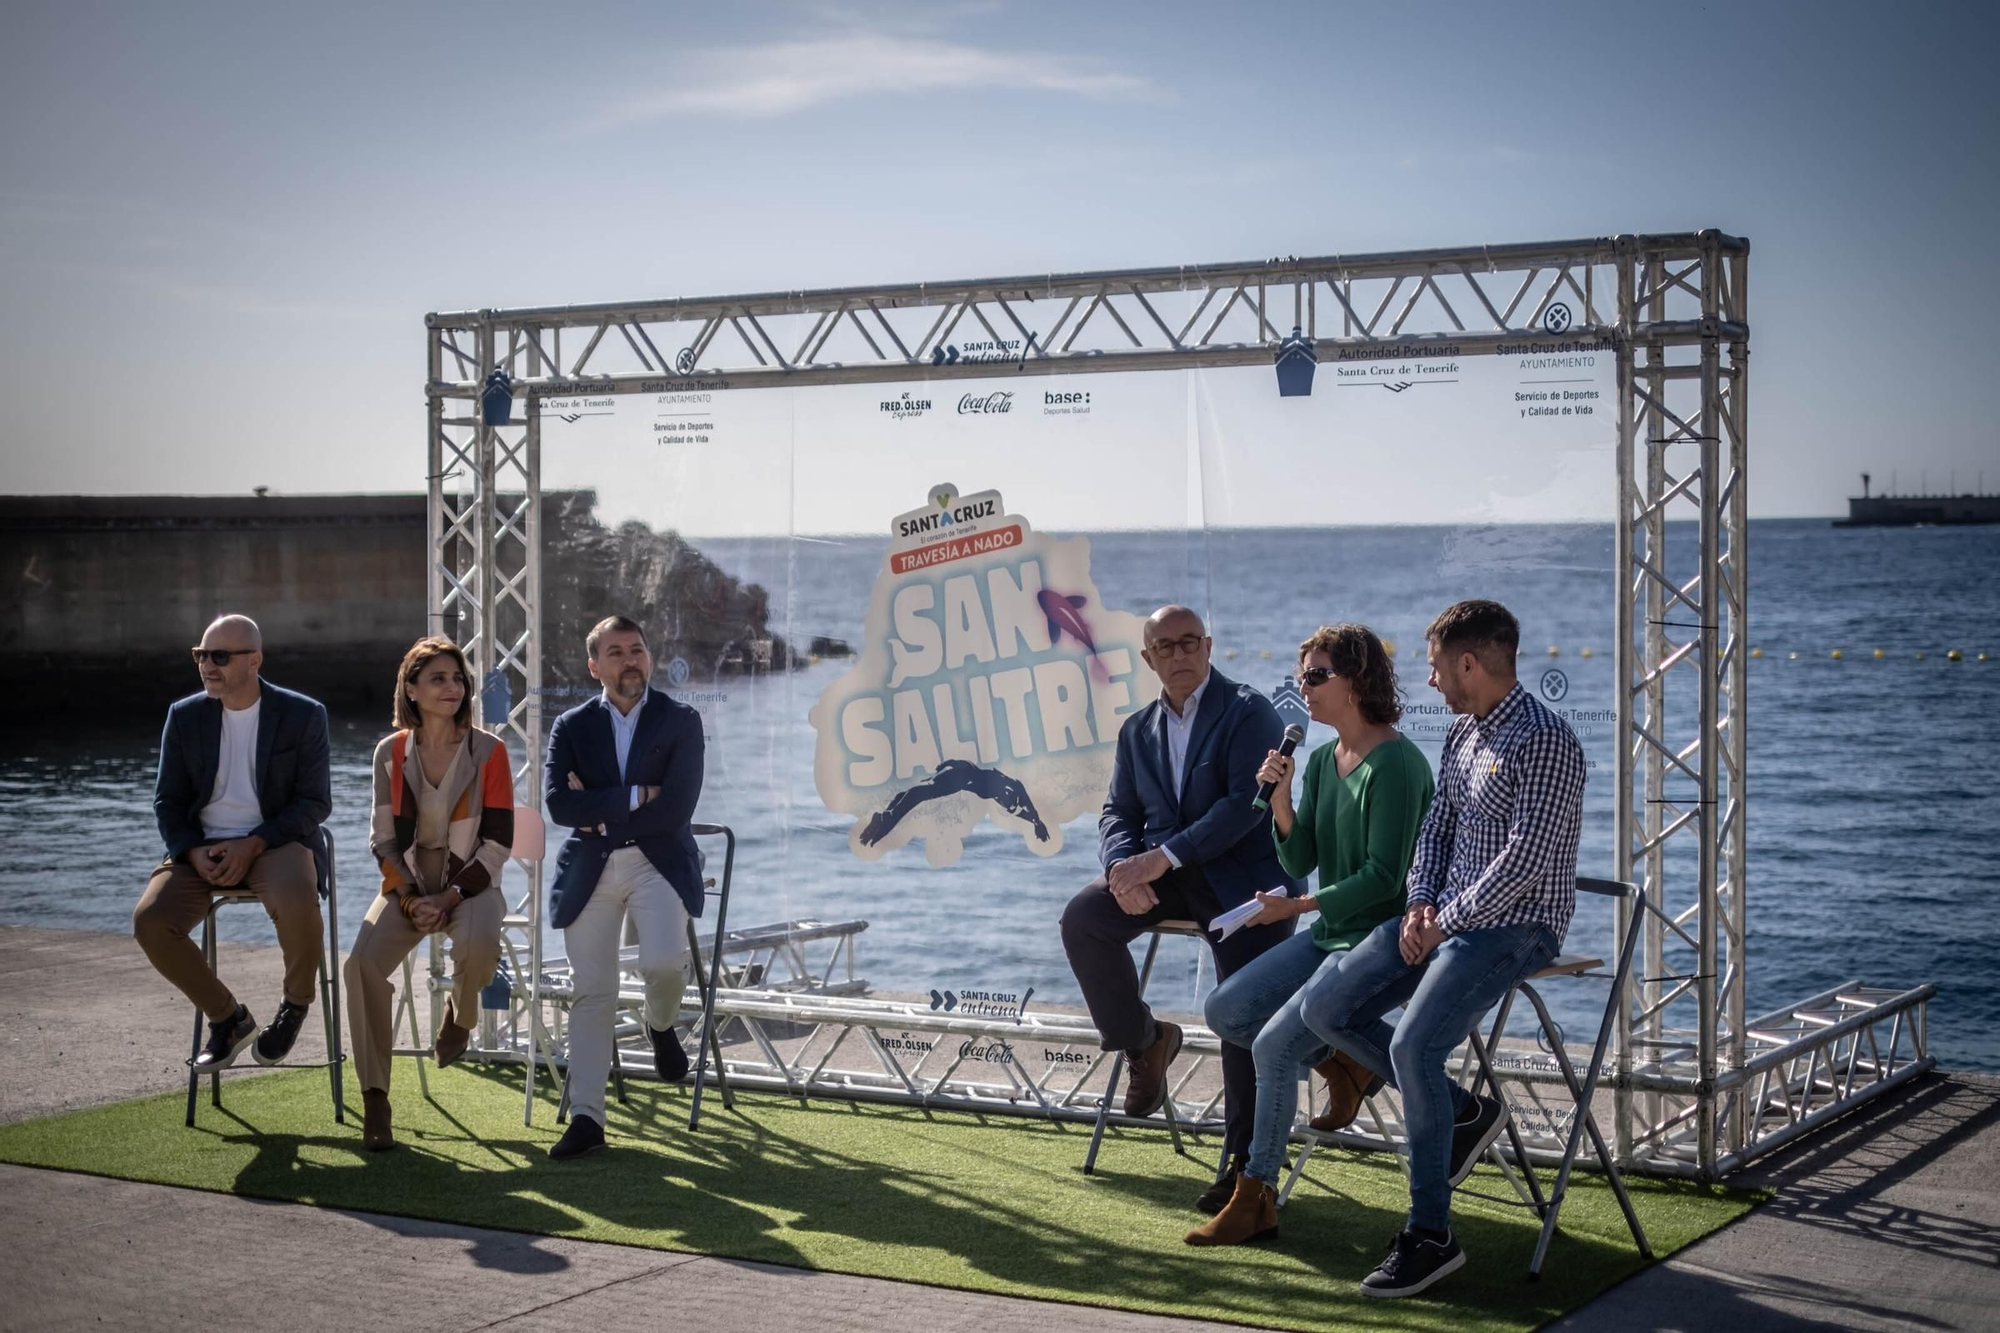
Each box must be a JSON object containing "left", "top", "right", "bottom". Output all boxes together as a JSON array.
[
  {"left": 1309, "top": 1049, "right": 1384, "bottom": 1132},
  {"left": 433, "top": 996, "right": 474, "bottom": 1070},
  {"left": 1184, "top": 1172, "right": 1279, "bottom": 1245},
  {"left": 361, "top": 1089, "right": 395, "bottom": 1152}
]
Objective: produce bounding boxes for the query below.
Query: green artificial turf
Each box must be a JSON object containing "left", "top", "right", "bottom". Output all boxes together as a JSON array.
[{"left": 0, "top": 1064, "right": 1758, "bottom": 1331}]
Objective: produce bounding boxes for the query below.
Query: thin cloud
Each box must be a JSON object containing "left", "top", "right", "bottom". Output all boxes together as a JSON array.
[{"left": 591, "top": 34, "right": 1161, "bottom": 126}]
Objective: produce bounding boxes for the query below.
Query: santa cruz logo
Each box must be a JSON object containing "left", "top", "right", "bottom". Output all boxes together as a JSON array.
[{"left": 957, "top": 391, "right": 1014, "bottom": 415}]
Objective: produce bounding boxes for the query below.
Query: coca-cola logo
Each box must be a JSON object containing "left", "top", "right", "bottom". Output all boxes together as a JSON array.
[{"left": 957, "top": 391, "right": 1014, "bottom": 415}]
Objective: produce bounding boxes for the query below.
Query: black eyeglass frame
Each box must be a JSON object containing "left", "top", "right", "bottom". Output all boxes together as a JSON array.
[
  {"left": 190, "top": 648, "right": 254, "bottom": 666},
  {"left": 1145, "top": 635, "right": 1209, "bottom": 659}
]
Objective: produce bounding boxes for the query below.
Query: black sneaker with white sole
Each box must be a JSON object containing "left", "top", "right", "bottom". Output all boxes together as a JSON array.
[
  {"left": 253, "top": 1000, "right": 310, "bottom": 1066},
  {"left": 1360, "top": 1227, "right": 1465, "bottom": 1299},
  {"left": 194, "top": 1004, "right": 257, "bottom": 1071},
  {"left": 1447, "top": 1093, "right": 1507, "bottom": 1187}
]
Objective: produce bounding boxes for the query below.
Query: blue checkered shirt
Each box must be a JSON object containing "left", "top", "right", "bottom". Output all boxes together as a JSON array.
[{"left": 1406, "top": 682, "right": 1586, "bottom": 942}]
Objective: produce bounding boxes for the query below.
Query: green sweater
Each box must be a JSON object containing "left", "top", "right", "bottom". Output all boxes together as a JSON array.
[{"left": 1273, "top": 734, "right": 1436, "bottom": 951}]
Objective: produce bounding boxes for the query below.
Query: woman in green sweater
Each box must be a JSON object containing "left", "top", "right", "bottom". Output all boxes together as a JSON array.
[{"left": 1187, "top": 623, "right": 1434, "bottom": 1245}]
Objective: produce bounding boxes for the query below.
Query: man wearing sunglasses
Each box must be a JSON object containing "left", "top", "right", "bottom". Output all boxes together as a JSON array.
[
  {"left": 135, "top": 614, "right": 332, "bottom": 1072},
  {"left": 1059, "top": 604, "right": 1300, "bottom": 1214}
]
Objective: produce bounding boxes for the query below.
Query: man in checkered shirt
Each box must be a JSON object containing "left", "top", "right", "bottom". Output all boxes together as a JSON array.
[{"left": 1299, "top": 600, "right": 1586, "bottom": 1299}]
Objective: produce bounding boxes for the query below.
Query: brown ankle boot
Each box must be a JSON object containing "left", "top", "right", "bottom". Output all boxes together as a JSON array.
[
  {"left": 1184, "top": 1172, "right": 1279, "bottom": 1246},
  {"left": 433, "top": 996, "right": 473, "bottom": 1070},
  {"left": 361, "top": 1089, "right": 395, "bottom": 1152},
  {"left": 1309, "top": 1049, "right": 1384, "bottom": 1132}
]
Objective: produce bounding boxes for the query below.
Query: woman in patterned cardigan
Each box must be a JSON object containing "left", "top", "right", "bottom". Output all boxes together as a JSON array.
[{"left": 343, "top": 636, "right": 514, "bottom": 1151}]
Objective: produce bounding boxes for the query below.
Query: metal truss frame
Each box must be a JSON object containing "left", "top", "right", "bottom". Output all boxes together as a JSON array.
[{"left": 425, "top": 229, "right": 1933, "bottom": 1178}]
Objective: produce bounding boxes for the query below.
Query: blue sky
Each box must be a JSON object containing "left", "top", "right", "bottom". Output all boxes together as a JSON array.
[{"left": 2, "top": 0, "right": 1994, "bottom": 516}]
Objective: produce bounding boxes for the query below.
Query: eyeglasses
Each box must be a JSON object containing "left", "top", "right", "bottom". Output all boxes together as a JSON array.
[
  {"left": 191, "top": 648, "right": 252, "bottom": 666},
  {"left": 1299, "top": 667, "right": 1341, "bottom": 688},
  {"left": 1147, "top": 634, "right": 1207, "bottom": 659}
]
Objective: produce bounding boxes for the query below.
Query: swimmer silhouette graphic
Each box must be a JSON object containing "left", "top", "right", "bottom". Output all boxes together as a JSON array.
[{"left": 858, "top": 759, "right": 1050, "bottom": 846}]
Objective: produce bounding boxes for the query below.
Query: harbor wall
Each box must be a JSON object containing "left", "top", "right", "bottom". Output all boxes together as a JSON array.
[{"left": 1, "top": 494, "right": 429, "bottom": 716}]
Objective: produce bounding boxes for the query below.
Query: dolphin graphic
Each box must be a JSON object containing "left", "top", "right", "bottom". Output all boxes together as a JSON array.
[{"left": 1036, "top": 588, "right": 1109, "bottom": 681}]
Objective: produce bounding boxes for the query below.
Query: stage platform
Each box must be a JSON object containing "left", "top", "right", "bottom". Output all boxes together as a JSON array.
[{"left": 2, "top": 923, "right": 1994, "bottom": 1332}]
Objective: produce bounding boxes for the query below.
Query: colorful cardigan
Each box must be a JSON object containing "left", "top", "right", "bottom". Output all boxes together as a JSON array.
[{"left": 370, "top": 727, "right": 515, "bottom": 903}]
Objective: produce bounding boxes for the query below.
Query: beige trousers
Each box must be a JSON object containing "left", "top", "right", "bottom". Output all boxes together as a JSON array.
[
  {"left": 134, "top": 842, "right": 322, "bottom": 1022},
  {"left": 563, "top": 847, "right": 691, "bottom": 1125},
  {"left": 343, "top": 879, "right": 505, "bottom": 1094}
]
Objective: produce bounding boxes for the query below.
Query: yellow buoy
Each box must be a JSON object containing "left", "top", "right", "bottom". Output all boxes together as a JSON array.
[
  {"left": 1830, "top": 649, "right": 1843, "bottom": 660},
  {"left": 1260, "top": 649, "right": 1272, "bottom": 658},
  {"left": 1750, "top": 647, "right": 1763, "bottom": 659},
  {"left": 1980, "top": 652, "right": 1991, "bottom": 662},
  {"left": 1580, "top": 646, "right": 1594, "bottom": 659},
  {"left": 1224, "top": 648, "right": 1238, "bottom": 659},
  {"left": 1872, "top": 648, "right": 1885, "bottom": 659},
  {"left": 1947, "top": 649, "right": 1963, "bottom": 661},
  {"left": 1381, "top": 638, "right": 1397, "bottom": 657},
  {"left": 1788, "top": 651, "right": 1800, "bottom": 660},
  {"left": 1547, "top": 646, "right": 1560, "bottom": 657}
]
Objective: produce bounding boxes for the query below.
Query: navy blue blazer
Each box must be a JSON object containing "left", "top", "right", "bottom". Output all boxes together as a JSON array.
[
  {"left": 153, "top": 680, "right": 332, "bottom": 863},
  {"left": 543, "top": 689, "right": 707, "bottom": 928},
  {"left": 1098, "top": 669, "right": 1301, "bottom": 910}
]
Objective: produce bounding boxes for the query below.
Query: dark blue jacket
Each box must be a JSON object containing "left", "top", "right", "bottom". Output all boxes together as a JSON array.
[
  {"left": 1099, "top": 669, "right": 1301, "bottom": 909},
  {"left": 153, "top": 680, "right": 332, "bottom": 862},
  {"left": 543, "top": 689, "right": 706, "bottom": 927}
]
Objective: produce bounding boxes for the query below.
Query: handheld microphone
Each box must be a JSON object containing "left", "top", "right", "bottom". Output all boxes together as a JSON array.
[{"left": 1252, "top": 724, "right": 1306, "bottom": 810}]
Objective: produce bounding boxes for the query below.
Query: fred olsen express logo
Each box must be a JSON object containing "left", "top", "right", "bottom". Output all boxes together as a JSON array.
[
  {"left": 879, "top": 392, "right": 932, "bottom": 421},
  {"left": 1042, "top": 389, "right": 1090, "bottom": 417},
  {"left": 957, "top": 391, "right": 1014, "bottom": 416}
]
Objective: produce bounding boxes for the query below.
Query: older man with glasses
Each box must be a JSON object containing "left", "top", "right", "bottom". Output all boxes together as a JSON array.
[
  {"left": 134, "top": 614, "right": 332, "bottom": 1072},
  {"left": 1059, "top": 604, "right": 1301, "bottom": 1215}
]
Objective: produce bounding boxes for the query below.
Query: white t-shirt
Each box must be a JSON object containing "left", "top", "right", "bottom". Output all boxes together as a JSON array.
[{"left": 199, "top": 698, "right": 263, "bottom": 840}]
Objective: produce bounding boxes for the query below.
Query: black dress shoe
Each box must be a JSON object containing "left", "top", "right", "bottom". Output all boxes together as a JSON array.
[
  {"left": 549, "top": 1114, "right": 606, "bottom": 1160},
  {"left": 1196, "top": 1157, "right": 1248, "bottom": 1215},
  {"left": 650, "top": 1025, "right": 689, "bottom": 1082},
  {"left": 194, "top": 1005, "right": 257, "bottom": 1070},
  {"left": 253, "top": 1000, "right": 310, "bottom": 1066}
]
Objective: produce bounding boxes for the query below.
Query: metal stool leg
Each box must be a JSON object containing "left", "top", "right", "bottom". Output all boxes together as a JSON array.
[
  {"left": 321, "top": 840, "right": 344, "bottom": 1123},
  {"left": 1083, "top": 931, "right": 1163, "bottom": 1175},
  {"left": 400, "top": 953, "right": 432, "bottom": 1099},
  {"left": 184, "top": 918, "right": 207, "bottom": 1127},
  {"left": 205, "top": 911, "right": 223, "bottom": 1110}
]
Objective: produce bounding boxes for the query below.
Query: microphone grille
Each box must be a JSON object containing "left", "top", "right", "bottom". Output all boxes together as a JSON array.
[{"left": 1282, "top": 723, "right": 1305, "bottom": 744}]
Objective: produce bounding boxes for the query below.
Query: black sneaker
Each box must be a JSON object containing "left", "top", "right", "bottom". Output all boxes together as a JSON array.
[
  {"left": 1360, "top": 1228, "right": 1465, "bottom": 1299},
  {"left": 549, "top": 1113, "right": 606, "bottom": 1160},
  {"left": 253, "top": 1000, "right": 310, "bottom": 1066},
  {"left": 650, "top": 1025, "right": 689, "bottom": 1082},
  {"left": 1447, "top": 1093, "right": 1507, "bottom": 1186},
  {"left": 194, "top": 1005, "right": 257, "bottom": 1071},
  {"left": 1195, "top": 1157, "right": 1246, "bottom": 1215}
]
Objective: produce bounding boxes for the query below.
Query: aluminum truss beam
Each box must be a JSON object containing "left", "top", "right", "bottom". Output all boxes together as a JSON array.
[{"left": 424, "top": 228, "right": 1932, "bottom": 1178}]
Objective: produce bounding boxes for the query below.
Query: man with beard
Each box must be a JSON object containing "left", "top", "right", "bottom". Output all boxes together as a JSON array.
[{"left": 542, "top": 616, "right": 706, "bottom": 1159}]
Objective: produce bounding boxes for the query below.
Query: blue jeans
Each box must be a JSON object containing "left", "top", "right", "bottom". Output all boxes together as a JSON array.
[
  {"left": 1299, "top": 915, "right": 1558, "bottom": 1233},
  {"left": 1203, "top": 929, "right": 1347, "bottom": 1188}
]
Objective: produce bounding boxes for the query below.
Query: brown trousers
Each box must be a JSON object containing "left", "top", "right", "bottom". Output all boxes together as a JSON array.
[
  {"left": 343, "top": 883, "right": 505, "bottom": 1093},
  {"left": 134, "top": 842, "right": 323, "bottom": 1022}
]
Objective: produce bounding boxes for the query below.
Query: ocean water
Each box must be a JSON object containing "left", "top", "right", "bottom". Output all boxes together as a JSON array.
[{"left": 4, "top": 519, "right": 1995, "bottom": 1071}]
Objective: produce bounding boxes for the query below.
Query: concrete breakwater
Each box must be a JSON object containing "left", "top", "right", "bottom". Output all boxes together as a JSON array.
[{"left": 0, "top": 492, "right": 790, "bottom": 717}]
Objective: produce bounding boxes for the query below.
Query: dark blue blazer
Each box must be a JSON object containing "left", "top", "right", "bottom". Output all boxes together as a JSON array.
[
  {"left": 153, "top": 680, "right": 332, "bottom": 863},
  {"left": 1099, "top": 669, "right": 1301, "bottom": 910},
  {"left": 543, "top": 689, "right": 706, "bottom": 928}
]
